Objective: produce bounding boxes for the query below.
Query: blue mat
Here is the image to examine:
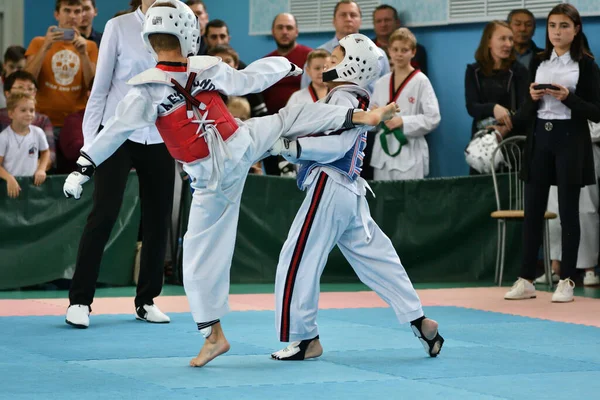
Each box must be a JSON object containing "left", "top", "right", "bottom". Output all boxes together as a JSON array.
[{"left": 1, "top": 306, "right": 599, "bottom": 399}]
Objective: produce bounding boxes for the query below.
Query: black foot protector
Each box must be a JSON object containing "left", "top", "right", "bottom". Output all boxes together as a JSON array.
[
  {"left": 411, "top": 316, "right": 444, "bottom": 357},
  {"left": 271, "top": 335, "right": 320, "bottom": 361}
]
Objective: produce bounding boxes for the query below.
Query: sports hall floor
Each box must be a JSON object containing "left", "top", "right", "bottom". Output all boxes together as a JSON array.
[{"left": 1, "top": 282, "right": 599, "bottom": 399}]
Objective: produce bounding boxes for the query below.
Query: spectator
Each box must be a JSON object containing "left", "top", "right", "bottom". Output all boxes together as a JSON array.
[
  {"left": 371, "top": 28, "right": 440, "bottom": 180},
  {"left": 226, "top": 96, "right": 262, "bottom": 175},
  {"left": 0, "top": 71, "right": 55, "bottom": 169},
  {"left": 186, "top": 0, "right": 209, "bottom": 36},
  {"left": 58, "top": 78, "right": 92, "bottom": 173},
  {"left": 227, "top": 96, "right": 250, "bottom": 121},
  {"left": 300, "top": 0, "right": 390, "bottom": 92},
  {"left": 0, "top": 93, "right": 50, "bottom": 198},
  {"left": 465, "top": 20, "right": 529, "bottom": 174},
  {"left": 186, "top": 0, "right": 209, "bottom": 55},
  {"left": 372, "top": 4, "right": 428, "bottom": 75},
  {"left": 507, "top": 9, "right": 542, "bottom": 71},
  {"left": 287, "top": 49, "right": 330, "bottom": 106},
  {"left": 504, "top": 4, "right": 600, "bottom": 302},
  {"left": 535, "top": 41, "right": 600, "bottom": 287},
  {"left": 207, "top": 45, "right": 268, "bottom": 117},
  {"left": 79, "top": 0, "right": 102, "bottom": 47},
  {"left": 262, "top": 13, "right": 312, "bottom": 114},
  {"left": 24, "top": 0, "right": 98, "bottom": 136},
  {"left": 204, "top": 20, "right": 231, "bottom": 52},
  {"left": 261, "top": 13, "right": 312, "bottom": 175},
  {"left": 0, "top": 46, "right": 27, "bottom": 108}
]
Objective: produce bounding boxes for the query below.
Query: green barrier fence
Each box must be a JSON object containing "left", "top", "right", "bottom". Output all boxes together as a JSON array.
[
  {"left": 0, "top": 173, "right": 141, "bottom": 290},
  {"left": 0, "top": 173, "right": 522, "bottom": 290}
]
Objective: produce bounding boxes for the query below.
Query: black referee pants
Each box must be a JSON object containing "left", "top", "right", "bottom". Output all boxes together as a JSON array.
[
  {"left": 69, "top": 140, "right": 175, "bottom": 307},
  {"left": 520, "top": 120, "right": 581, "bottom": 281}
]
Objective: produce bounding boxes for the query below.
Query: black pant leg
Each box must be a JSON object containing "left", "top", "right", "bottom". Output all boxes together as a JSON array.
[
  {"left": 520, "top": 182, "right": 551, "bottom": 280},
  {"left": 129, "top": 142, "right": 175, "bottom": 306},
  {"left": 69, "top": 145, "right": 133, "bottom": 306},
  {"left": 556, "top": 185, "right": 581, "bottom": 280}
]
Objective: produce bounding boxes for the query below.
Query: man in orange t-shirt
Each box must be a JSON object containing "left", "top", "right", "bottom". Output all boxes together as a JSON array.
[{"left": 25, "top": 0, "right": 97, "bottom": 130}]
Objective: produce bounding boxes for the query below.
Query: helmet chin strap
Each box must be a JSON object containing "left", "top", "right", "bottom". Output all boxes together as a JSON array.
[{"left": 322, "top": 69, "right": 339, "bottom": 82}]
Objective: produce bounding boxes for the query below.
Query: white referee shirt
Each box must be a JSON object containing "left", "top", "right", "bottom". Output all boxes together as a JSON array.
[
  {"left": 83, "top": 7, "right": 163, "bottom": 146},
  {"left": 535, "top": 50, "right": 580, "bottom": 120}
]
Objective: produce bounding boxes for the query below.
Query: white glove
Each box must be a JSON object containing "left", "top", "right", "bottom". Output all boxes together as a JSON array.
[
  {"left": 286, "top": 63, "right": 303, "bottom": 77},
  {"left": 63, "top": 156, "right": 95, "bottom": 199},
  {"left": 268, "top": 138, "right": 300, "bottom": 162}
]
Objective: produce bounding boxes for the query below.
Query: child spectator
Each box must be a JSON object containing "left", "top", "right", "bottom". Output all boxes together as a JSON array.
[
  {"left": 226, "top": 96, "right": 262, "bottom": 174},
  {"left": 0, "top": 93, "right": 50, "bottom": 198},
  {"left": 0, "top": 71, "right": 56, "bottom": 170},
  {"left": 370, "top": 28, "right": 441, "bottom": 180},
  {"left": 287, "top": 49, "right": 331, "bottom": 106},
  {"left": 227, "top": 96, "right": 250, "bottom": 120}
]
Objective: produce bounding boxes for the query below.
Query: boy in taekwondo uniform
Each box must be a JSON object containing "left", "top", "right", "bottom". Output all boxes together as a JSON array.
[
  {"left": 370, "top": 28, "right": 440, "bottom": 181},
  {"left": 62, "top": 0, "right": 400, "bottom": 368},
  {"left": 268, "top": 34, "right": 444, "bottom": 361}
]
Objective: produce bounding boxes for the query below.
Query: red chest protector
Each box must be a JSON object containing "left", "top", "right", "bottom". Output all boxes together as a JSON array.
[{"left": 153, "top": 66, "right": 238, "bottom": 163}]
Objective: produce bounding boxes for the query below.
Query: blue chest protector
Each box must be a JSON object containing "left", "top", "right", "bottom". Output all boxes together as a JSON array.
[
  {"left": 296, "top": 86, "right": 370, "bottom": 190},
  {"left": 296, "top": 132, "right": 367, "bottom": 189}
]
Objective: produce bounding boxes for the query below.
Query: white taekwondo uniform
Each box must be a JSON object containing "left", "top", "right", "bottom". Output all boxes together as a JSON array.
[
  {"left": 274, "top": 85, "right": 424, "bottom": 342},
  {"left": 370, "top": 70, "right": 440, "bottom": 180}
]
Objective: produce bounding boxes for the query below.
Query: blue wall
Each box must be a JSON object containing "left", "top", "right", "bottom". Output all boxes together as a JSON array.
[{"left": 23, "top": 0, "right": 600, "bottom": 177}]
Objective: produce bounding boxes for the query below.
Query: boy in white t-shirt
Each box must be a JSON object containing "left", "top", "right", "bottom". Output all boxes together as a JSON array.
[
  {"left": 371, "top": 28, "right": 441, "bottom": 180},
  {"left": 0, "top": 92, "right": 50, "bottom": 198},
  {"left": 287, "top": 49, "right": 331, "bottom": 107}
]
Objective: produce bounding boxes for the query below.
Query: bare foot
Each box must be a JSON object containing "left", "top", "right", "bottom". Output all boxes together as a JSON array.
[
  {"left": 352, "top": 102, "right": 400, "bottom": 126},
  {"left": 189, "top": 322, "right": 230, "bottom": 367}
]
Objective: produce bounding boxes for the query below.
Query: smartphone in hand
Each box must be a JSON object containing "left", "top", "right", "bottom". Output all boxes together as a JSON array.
[
  {"left": 52, "top": 27, "right": 75, "bottom": 41},
  {"left": 533, "top": 84, "right": 560, "bottom": 91}
]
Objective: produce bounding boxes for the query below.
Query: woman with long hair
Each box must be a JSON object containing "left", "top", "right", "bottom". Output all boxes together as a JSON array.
[
  {"left": 464, "top": 20, "right": 529, "bottom": 174},
  {"left": 505, "top": 4, "right": 600, "bottom": 302}
]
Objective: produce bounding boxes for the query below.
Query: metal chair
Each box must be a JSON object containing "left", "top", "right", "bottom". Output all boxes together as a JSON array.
[{"left": 490, "top": 136, "right": 557, "bottom": 287}]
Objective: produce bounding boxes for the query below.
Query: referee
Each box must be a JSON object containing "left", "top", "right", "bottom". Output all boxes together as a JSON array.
[{"left": 66, "top": 0, "right": 173, "bottom": 328}]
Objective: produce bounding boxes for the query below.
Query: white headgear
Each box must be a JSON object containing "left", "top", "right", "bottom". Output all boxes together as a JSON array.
[
  {"left": 322, "top": 33, "right": 383, "bottom": 88},
  {"left": 465, "top": 129, "right": 505, "bottom": 174},
  {"left": 142, "top": 0, "right": 200, "bottom": 60}
]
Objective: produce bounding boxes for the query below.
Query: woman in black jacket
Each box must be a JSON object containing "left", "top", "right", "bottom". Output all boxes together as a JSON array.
[
  {"left": 504, "top": 4, "right": 600, "bottom": 302},
  {"left": 465, "top": 20, "right": 529, "bottom": 174}
]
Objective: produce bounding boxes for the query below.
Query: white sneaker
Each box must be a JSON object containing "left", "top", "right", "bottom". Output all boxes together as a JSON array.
[
  {"left": 135, "top": 304, "right": 170, "bottom": 323},
  {"left": 534, "top": 272, "right": 560, "bottom": 284},
  {"left": 551, "top": 279, "right": 575, "bottom": 303},
  {"left": 66, "top": 305, "right": 90, "bottom": 328},
  {"left": 583, "top": 271, "right": 600, "bottom": 286},
  {"left": 504, "top": 278, "right": 536, "bottom": 300}
]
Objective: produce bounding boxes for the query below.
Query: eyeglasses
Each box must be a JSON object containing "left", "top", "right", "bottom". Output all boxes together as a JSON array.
[{"left": 11, "top": 86, "right": 37, "bottom": 93}]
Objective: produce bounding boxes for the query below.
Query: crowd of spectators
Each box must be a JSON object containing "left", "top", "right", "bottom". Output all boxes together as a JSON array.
[{"left": 1, "top": 0, "right": 598, "bottom": 289}]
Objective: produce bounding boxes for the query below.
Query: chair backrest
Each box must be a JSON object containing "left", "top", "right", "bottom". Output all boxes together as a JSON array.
[{"left": 491, "top": 135, "right": 526, "bottom": 211}]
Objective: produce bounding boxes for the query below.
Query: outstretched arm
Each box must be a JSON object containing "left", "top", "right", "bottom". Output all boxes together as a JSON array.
[
  {"left": 206, "top": 57, "right": 301, "bottom": 97},
  {"left": 81, "top": 87, "right": 157, "bottom": 166},
  {"left": 64, "top": 87, "right": 156, "bottom": 200}
]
